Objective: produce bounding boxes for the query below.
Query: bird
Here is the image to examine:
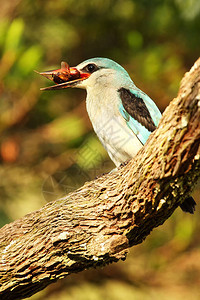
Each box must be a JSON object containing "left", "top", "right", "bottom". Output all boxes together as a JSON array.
[{"left": 38, "top": 57, "right": 196, "bottom": 213}]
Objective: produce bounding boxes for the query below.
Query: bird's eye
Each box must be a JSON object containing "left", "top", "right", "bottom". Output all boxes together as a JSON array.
[
  {"left": 81, "top": 63, "right": 98, "bottom": 74},
  {"left": 86, "top": 64, "right": 96, "bottom": 73}
]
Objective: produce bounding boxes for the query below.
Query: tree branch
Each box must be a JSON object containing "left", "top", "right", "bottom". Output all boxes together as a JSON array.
[{"left": 0, "top": 58, "right": 200, "bottom": 300}]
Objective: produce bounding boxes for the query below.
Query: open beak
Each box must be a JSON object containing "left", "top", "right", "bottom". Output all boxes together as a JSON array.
[{"left": 36, "top": 61, "right": 90, "bottom": 91}]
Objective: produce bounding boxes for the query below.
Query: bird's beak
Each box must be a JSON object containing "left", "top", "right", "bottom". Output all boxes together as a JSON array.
[{"left": 36, "top": 61, "right": 90, "bottom": 91}]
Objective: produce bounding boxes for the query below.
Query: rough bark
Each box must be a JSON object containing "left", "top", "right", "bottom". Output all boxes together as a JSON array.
[{"left": 0, "top": 59, "right": 200, "bottom": 300}]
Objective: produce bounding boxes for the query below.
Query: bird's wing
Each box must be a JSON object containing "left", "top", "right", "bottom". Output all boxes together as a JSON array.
[{"left": 118, "top": 88, "right": 162, "bottom": 145}]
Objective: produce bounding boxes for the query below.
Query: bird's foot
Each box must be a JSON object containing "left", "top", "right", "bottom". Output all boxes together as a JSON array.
[{"left": 119, "top": 160, "right": 130, "bottom": 168}]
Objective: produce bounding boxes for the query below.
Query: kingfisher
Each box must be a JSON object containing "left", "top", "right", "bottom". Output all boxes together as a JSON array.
[{"left": 38, "top": 57, "right": 196, "bottom": 213}]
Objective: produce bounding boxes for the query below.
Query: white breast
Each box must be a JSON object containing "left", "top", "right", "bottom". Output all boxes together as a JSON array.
[{"left": 85, "top": 86, "right": 143, "bottom": 166}]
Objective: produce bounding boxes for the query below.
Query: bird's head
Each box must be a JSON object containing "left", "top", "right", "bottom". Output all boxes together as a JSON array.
[{"left": 38, "top": 58, "right": 134, "bottom": 91}]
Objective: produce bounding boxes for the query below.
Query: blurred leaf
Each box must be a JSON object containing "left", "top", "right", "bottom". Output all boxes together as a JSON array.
[
  {"left": 127, "top": 30, "right": 143, "bottom": 51},
  {"left": 174, "top": 216, "right": 196, "bottom": 249},
  {"left": 175, "top": 0, "right": 200, "bottom": 20},
  {"left": 113, "top": 0, "right": 135, "bottom": 19},
  {"left": 41, "top": 19, "right": 79, "bottom": 50},
  {"left": 76, "top": 135, "right": 106, "bottom": 170},
  {"left": 48, "top": 115, "right": 86, "bottom": 142},
  {"left": 4, "top": 18, "right": 24, "bottom": 53},
  {"left": 0, "top": 210, "right": 10, "bottom": 228},
  {"left": 143, "top": 49, "right": 163, "bottom": 80},
  {"left": 152, "top": 4, "right": 174, "bottom": 34},
  {"left": 16, "top": 45, "right": 43, "bottom": 76},
  {"left": 0, "top": 19, "right": 9, "bottom": 49}
]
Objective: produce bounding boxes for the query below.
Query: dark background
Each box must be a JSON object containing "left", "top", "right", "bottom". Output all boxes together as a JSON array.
[{"left": 1, "top": 1, "right": 200, "bottom": 299}]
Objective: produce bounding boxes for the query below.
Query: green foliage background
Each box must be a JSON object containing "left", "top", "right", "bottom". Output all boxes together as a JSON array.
[{"left": 0, "top": 0, "right": 200, "bottom": 299}]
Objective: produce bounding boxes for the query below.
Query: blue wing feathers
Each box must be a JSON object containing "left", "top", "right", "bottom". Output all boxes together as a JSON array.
[{"left": 119, "top": 88, "right": 162, "bottom": 145}]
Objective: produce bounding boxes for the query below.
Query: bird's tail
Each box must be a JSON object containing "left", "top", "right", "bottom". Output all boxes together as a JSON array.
[{"left": 179, "top": 196, "right": 196, "bottom": 214}]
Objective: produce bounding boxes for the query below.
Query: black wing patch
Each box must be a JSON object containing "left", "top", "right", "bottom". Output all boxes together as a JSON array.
[{"left": 118, "top": 88, "right": 156, "bottom": 132}]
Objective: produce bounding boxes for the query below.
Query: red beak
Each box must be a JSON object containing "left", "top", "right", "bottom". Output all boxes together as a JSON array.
[{"left": 36, "top": 61, "right": 90, "bottom": 91}]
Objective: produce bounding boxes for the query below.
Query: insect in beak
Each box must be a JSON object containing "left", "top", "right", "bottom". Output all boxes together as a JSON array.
[{"left": 36, "top": 61, "right": 90, "bottom": 90}]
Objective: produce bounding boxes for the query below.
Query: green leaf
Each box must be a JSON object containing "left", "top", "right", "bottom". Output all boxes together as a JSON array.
[
  {"left": 16, "top": 45, "right": 43, "bottom": 76},
  {"left": 0, "top": 19, "right": 9, "bottom": 49},
  {"left": 4, "top": 18, "right": 24, "bottom": 53}
]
